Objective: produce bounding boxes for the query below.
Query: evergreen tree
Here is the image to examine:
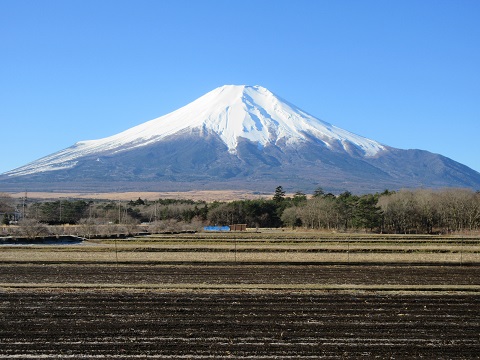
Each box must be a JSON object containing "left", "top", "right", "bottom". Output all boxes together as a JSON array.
[
  {"left": 292, "top": 191, "right": 307, "bottom": 206},
  {"left": 312, "top": 187, "right": 325, "bottom": 198},
  {"left": 353, "top": 194, "right": 382, "bottom": 231},
  {"left": 273, "top": 186, "right": 286, "bottom": 203}
]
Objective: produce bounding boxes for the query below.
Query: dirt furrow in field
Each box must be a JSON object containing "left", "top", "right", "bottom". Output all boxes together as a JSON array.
[{"left": 1, "top": 290, "right": 479, "bottom": 359}]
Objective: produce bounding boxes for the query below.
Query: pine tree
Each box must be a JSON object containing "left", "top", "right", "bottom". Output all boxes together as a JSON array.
[{"left": 273, "top": 186, "right": 286, "bottom": 203}]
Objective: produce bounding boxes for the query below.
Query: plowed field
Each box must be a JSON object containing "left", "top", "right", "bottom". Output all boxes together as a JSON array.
[{"left": 1, "top": 263, "right": 480, "bottom": 359}]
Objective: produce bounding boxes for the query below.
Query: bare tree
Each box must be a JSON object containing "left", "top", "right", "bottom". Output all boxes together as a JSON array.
[
  {"left": 148, "top": 219, "right": 182, "bottom": 233},
  {"left": 281, "top": 206, "right": 299, "bottom": 229},
  {"left": 0, "top": 193, "right": 15, "bottom": 225},
  {"left": 77, "top": 218, "right": 98, "bottom": 238},
  {"left": 378, "top": 188, "right": 480, "bottom": 234},
  {"left": 413, "top": 189, "right": 438, "bottom": 233},
  {"left": 16, "top": 219, "right": 50, "bottom": 239},
  {"left": 378, "top": 191, "right": 417, "bottom": 234},
  {"left": 121, "top": 214, "right": 140, "bottom": 236},
  {"left": 437, "top": 189, "right": 479, "bottom": 232},
  {"left": 465, "top": 191, "right": 480, "bottom": 231},
  {"left": 0, "top": 193, "right": 15, "bottom": 213},
  {"left": 298, "top": 197, "right": 337, "bottom": 230}
]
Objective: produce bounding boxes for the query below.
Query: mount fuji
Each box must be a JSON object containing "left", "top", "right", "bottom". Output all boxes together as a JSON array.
[{"left": 1, "top": 85, "right": 480, "bottom": 193}]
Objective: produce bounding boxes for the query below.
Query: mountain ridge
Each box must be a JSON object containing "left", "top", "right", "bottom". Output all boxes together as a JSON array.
[
  {"left": 1, "top": 85, "right": 479, "bottom": 193},
  {"left": 2, "top": 85, "right": 385, "bottom": 177}
]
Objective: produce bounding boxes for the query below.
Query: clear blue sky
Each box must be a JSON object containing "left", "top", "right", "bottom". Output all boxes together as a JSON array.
[{"left": 1, "top": 0, "right": 479, "bottom": 174}]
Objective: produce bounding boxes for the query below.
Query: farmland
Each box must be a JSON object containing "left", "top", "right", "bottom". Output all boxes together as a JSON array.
[
  {"left": 1, "top": 232, "right": 480, "bottom": 358},
  {"left": 2, "top": 231, "right": 480, "bottom": 264}
]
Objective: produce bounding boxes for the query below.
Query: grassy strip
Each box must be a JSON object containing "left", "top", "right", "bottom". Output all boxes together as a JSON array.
[
  {"left": 2, "top": 245, "right": 480, "bottom": 253},
  {"left": 0, "top": 252, "right": 478, "bottom": 263},
  {"left": 128, "top": 237, "right": 480, "bottom": 245}
]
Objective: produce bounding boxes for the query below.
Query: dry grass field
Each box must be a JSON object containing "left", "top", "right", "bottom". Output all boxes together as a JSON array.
[
  {"left": 8, "top": 190, "right": 272, "bottom": 201},
  {"left": 1, "top": 231, "right": 479, "bottom": 358},
  {"left": 2, "top": 231, "right": 479, "bottom": 264}
]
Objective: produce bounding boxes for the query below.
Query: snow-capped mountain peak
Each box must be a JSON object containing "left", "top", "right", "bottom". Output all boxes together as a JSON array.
[
  {"left": 3, "top": 85, "right": 480, "bottom": 193},
  {"left": 4, "top": 85, "right": 385, "bottom": 177}
]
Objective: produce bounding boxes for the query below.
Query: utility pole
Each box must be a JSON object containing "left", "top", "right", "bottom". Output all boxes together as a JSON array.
[
  {"left": 118, "top": 200, "right": 121, "bottom": 224},
  {"left": 22, "top": 191, "right": 27, "bottom": 220}
]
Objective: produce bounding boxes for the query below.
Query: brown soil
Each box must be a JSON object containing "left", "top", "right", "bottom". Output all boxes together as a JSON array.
[
  {"left": 1, "top": 289, "right": 479, "bottom": 359},
  {"left": 1, "top": 263, "right": 479, "bottom": 358},
  {"left": 1, "top": 263, "right": 480, "bottom": 286}
]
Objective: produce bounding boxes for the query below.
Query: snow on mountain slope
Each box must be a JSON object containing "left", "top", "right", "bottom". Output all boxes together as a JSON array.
[{"left": 4, "top": 85, "right": 385, "bottom": 177}]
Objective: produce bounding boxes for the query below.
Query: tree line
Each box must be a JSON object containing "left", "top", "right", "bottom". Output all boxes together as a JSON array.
[{"left": 1, "top": 187, "right": 479, "bottom": 236}]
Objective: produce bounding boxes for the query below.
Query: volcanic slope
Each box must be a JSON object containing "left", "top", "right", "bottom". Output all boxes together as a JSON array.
[{"left": 1, "top": 85, "right": 480, "bottom": 193}]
